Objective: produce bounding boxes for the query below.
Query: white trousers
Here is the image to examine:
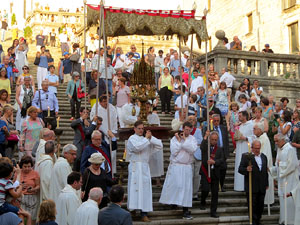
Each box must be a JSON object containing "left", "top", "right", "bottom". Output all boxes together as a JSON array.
[
  {"left": 37, "top": 67, "right": 48, "bottom": 89},
  {"left": 116, "top": 106, "right": 125, "bottom": 128}
]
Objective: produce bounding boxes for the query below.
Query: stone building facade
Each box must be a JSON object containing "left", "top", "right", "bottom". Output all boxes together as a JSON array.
[{"left": 181, "top": 0, "right": 300, "bottom": 54}]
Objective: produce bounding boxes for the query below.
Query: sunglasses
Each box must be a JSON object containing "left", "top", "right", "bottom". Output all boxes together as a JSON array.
[
  {"left": 23, "top": 68, "right": 29, "bottom": 70},
  {"left": 209, "top": 100, "right": 214, "bottom": 102}
]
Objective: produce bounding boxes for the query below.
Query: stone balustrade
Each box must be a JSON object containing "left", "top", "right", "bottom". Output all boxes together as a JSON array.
[{"left": 197, "top": 48, "right": 300, "bottom": 80}]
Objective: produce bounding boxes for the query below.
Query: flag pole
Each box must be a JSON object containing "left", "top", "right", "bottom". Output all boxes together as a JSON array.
[
  {"left": 83, "top": 0, "right": 87, "bottom": 109},
  {"left": 95, "top": 0, "right": 102, "bottom": 116},
  {"left": 205, "top": 40, "right": 210, "bottom": 178},
  {"left": 185, "top": 34, "right": 193, "bottom": 120}
]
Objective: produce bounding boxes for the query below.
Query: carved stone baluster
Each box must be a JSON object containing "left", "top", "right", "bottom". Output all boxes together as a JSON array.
[
  {"left": 296, "top": 63, "right": 300, "bottom": 80},
  {"left": 237, "top": 59, "right": 242, "bottom": 75},
  {"left": 251, "top": 61, "right": 255, "bottom": 75},
  {"left": 230, "top": 59, "right": 234, "bottom": 74},
  {"left": 283, "top": 63, "right": 287, "bottom": 78},
  {"left": 270, "top": 62, "right": 274, "bottom": 77},
  {"left": 257, "top": 61, "right": 260, "bottom": 76},
  {"left": 277, "top": 63, "right": 281, "bottom": 77},
  {"left": 244, "top": 60, "right": 248, "bottom": 76}
]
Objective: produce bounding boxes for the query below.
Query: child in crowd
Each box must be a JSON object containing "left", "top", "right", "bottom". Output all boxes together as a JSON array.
[
  {"left": 188, "top": 94, "right": 197, "bottom": 116},
  {"left": 0, "top": 162, "right": 23, "bottom": 215}
]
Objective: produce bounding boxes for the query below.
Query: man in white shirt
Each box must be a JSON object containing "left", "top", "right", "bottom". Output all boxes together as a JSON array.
[
  {"left": 154, "top": 50, "right": 164, "bottom": 89},
  {"left": 91, "top": 48, "right": 105, "bottom": 71},
  {"left": 174, "top": 85, "right": 188, "bottom": 119},
  {"left": 190, "top": 72, "right": 204, "bottom": 94},
  {"left": 181, "top": 51, "right": 190, "bottom": 67},
  {"left": 49, "top": 144, "right": 77, "bottom": 203},
  {"left": 56, "top": 172, "right": 82, "bottom": 225},
  {"left": 219, "top": 67, "right": 235, "bottom": 97},
  {"left": 74, "top": 187, "right": 103, "bottom": 225},
  {"left": 59, "top": 30, "right": 68, "bottom": 55},
  {"left": 127, "top": 121, "right": 163, "bottom": 222}
]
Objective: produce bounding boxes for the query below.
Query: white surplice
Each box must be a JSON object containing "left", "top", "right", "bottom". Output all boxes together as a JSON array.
[
  {"left": 257, "top": 132, "right": 274, "bottom": 204},
  {"left": 90, "top": 102, "right": 118, "bottom": 173},
  {"left": 234, "top": 120, "right": 255, "bottom": 191},
  {"left": 74, "top": 199, "right": 99, "bottom": 225},
  {"left": 291, "top": 182, "right": 300, "bottom": 225},
  {"left": 121, "top": 103, "right": 140, "bottom": 127},
  {"left": 49, "top": 157, "right": 72, "bottom": 203},
  {"left": 159, "top": 135, "right": 197, "bottom": 207},
  {"left": 127, "top": 134, "right": 163, "bottom": 212},
  {"left": 270, "top": 143, "right": 300, "bottom": 225},
  {"left": 56, "top": 184, "right": 82, "bottom": 225},
  {"left": 35, "top": 154, "right": 54, "bottom": 204},
  {"left": 35, "top": 139, "right": 57, "bottom": 170}
]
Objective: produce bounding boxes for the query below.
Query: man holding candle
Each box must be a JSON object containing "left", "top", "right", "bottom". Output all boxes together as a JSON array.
[
  {"left": 238, "top": 140, "right": 269, "bottom": 225},
  {"left": 202, "top": 96, "right": 223, "bottom": 125},
  {"left": 270, "top": 134, "right": 299, "bottom": 225},
  {"left": 32, "top": 80, "right": 59, "bottom": 130}
]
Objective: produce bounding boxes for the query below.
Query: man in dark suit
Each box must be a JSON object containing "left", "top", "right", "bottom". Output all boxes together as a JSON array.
[
  {"left": 211, "top": 114, "right": 229, "bottom": 192},
  {"left": 98, "top": 185, "right": 132, "bottom": 225},
  {"left": 238, "top": 140, "right": 269, "bottom": 225},
  {"left": 200, "top": 130, "right": 225, "bottom": 218},
  {"left": 71, "top": 107, "right": 98, "bottom": 171}
]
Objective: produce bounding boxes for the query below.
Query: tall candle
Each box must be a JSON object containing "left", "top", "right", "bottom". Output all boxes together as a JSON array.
[
  {"left": 210, "top": 119, "right": 213, "bottom": 131},
  {"left": 123, "top": 149, "right": 127, "bottom": 160},
  {"left": 199, "top": 107, "right": 202, "bottom": 118},
  {"left": 47, "top": 107, "right": 50, "bottom": 117},
  {"left": 248, "top": 142, "right": 251, "bottom": 153},
  {"left": 57, "top": 117, "right": 60, "bottom": 128}
]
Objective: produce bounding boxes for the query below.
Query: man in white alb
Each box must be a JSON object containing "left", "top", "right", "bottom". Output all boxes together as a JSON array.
[{"left": 126, "top": 120, "right": 163, "bottom": 222}]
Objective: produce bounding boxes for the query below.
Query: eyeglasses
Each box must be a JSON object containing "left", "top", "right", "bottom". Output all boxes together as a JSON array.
[
  {"left": 209, "top": 100, "right": 214, "bottom": 102},
  {"left": 23, "top": 68, "right": 29, "bottom": 70}
]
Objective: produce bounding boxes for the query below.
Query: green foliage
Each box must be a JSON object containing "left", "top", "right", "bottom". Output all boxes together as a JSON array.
[
  {"left": 11, "top": 13, "right": 16, "bottom": 26},
  {"left": 284, "top": 72, "right": 291, "bottom": 79},
  {"left": 23, "top": 26, "right": 33, "bottom": 39}
]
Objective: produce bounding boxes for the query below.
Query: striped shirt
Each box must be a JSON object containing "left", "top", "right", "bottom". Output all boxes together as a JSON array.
[{"left": 0, "top": 178, "right": 13, "bottom": 206}]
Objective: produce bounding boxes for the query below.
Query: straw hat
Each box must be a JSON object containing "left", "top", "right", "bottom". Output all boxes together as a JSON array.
[{"left": 88, "top": 152, "right": 105, "bottom": 164}]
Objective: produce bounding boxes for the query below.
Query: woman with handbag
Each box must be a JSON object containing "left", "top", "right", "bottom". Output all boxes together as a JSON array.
[
  {"left": 82, "top": 153, "right": 116, "bottom": 209},
  {"left": 66, "top": 71, "right": 85, "bottom": 120},
  {"left": 15, "top": 76, "right": 35, "bottom": 131},
  {"left": 70, "top": 43, "right": 82, "bottom": 75}
]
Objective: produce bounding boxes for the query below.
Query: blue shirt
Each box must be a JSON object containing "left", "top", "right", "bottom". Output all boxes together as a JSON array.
[
  {"left": 45, "top": 73, "right": 59, "bottom": 93},
  {"left": 215, "top": 126, "right": 223, "bottom": 148},
  {"left": 0, "top": 120, "right": 9, "bottom": 144},
  {"left": 169, "top": 58, "right": 182, "bottom": 76},
  {"left": 63, "top": 59, "right": 72, "bottom": 74},
  {"left": 32, "top": 89, "right": 59, "bottom": 112},
  {"left": 0, "top": 65, "right": 13, "bottom": 79},
  {"left": 193, "top": 128, "right": 203, "bottom": 160},
  {"left": 126, "top": 52, "right": 140, "bottom": 60},
  {"left": 38, "top": 55, "right": 48, "bottom": 68}
]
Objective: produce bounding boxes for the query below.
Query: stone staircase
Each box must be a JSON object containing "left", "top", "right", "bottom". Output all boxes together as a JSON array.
[{"left": 9, "top": 50, "right": 280, "bottom": 225}]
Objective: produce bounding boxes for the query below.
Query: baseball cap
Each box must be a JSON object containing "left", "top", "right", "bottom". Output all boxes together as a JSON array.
[
  {"left": 63, "top": 52, "right": 69, "bottom": 56},
  {"left": 265, "top": 44, "right": 270, "bottom": 47}
]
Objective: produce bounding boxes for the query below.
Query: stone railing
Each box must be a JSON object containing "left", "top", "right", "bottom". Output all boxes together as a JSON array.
[{"left": 197, "top": 49, "right": 300, "bottom": 80}]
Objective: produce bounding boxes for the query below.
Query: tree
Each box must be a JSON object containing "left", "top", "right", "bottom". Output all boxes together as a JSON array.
[
  {"left": 24, "top": 26, "right": 33, "bottom": 39},
  {"left": 11, "top": 13, "right": 16, "bottom": 26}
]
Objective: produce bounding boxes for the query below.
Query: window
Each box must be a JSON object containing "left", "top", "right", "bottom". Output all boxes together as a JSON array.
[
  {"left": 288, "top": 22, "right": 299, "bottom": 53},
  {"left": 283, "top": 0, "right": 296, "bottom": 10},
  {"left": 247, "top": 13, "right": 253, "bottom": 33}
]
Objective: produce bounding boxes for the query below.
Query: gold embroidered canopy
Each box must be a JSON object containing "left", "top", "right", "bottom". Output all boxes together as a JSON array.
[{"left": 87, "top": 5, "right": 208, "bottom": 47}]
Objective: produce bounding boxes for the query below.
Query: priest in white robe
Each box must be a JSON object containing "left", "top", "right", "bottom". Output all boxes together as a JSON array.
[
  {"left": 49, "top": 144, "right": 77, "bottom": 203},
  {"left": 121, "top": 100, "right": 140, "bottom": 128},
  {"left": 56, "top": 172, "right": 82, "bottom": 225},
  {"left": 288, "top": 182, "right": 300, "bottom": 225},
  {"left": 270, "top": 133, "right": 300, "bottom": 225},
  {"left": 234, "top": 111, "right": 255, "bottom": 191},
  {"left": 90, "top": 95, "right": 118, "bottom": 173},
  {"left": 253, "top": 123, "right": 274, "bottom": 205},
  {"left": 127, "top": 120, "right": 163, "bottom": 222},
  {"left": 74, "top": 187, "right": 103, "bottom": 225},
  {"left": 159, "top": 121, "right": 197, "bottom": 219},
  {"left": 35, "top": 140, "right": 55, "bottom": 204}
]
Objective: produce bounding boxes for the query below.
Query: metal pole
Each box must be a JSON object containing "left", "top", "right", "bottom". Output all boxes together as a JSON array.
[
  {"left": 205, "top": 40, "right": 210, "bottom": 178},
  {"left": 185, "top": 34, "right": 193, "bottom": 120},
  {"left": 101, "top": 1, "right": 114, "bottom": 177},
  {"left": 83, "top": 0, "right": 87, "bottom": 109},
  {"left": 179, "top": 36, "right": 183, "bottom": 116},
  {"left": 95, "top": 1, "right": 102, "bottom": 115}
]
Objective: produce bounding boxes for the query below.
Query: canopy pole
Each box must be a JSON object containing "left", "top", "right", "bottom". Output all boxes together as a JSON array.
[
  {"left": 179, "top": 36, "right": 183, "bottom": 117},
  {"left": 185, "top": 34, "right": 193, "bottom": 120},
  {"left": 101, "top": 1, "right": 114, "bottom": 177},
  {"left": 95, "top": 0, "right": 102, "bottom": 116},
  {"left": 83, "top": 0, "right": 87, "bottom": 109},
  {"left": 205, "top": 40, "right": 210, "bottom": 178}
]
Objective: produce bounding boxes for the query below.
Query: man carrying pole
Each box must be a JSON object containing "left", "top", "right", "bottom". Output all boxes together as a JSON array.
[{"left": 238, "top": 140, "right": 269, "bottom": 225}]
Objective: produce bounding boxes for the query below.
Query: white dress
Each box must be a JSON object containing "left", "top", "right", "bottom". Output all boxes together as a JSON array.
[
  {"left": 56, "top": 184, "right": 82, "bottom": 225},
  {"left": 49, "top": 157, "right": 72, "bottom": 204},
  {"left": 270, "top": 143, "right": 300, "bottom": 225},
  {"left": 234, "top": 120, "right": 255, "bottom": 191},
  {"left": 74, "top": 199, "right": 99, "bottom": 225},
  {"left": 127, "top": 134, "right": 163, "bottom": 212},
  {"left": 159, "top": 135, "right": 197, "bottom": 207},
  {"left": 257, "top": 133, "right": 274, "bottom": 204}
]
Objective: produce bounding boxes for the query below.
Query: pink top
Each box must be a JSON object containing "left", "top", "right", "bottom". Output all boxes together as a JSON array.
[{"left": 116, "top": 86, "right": 130, "bottom": 107}]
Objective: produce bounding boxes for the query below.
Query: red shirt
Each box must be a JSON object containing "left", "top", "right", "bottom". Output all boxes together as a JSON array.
[{"left": 182, "top": 73, "right": 189, "bottom": 87}]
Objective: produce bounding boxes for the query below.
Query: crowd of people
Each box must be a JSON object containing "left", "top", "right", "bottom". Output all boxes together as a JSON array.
[{"left": 0, "top": 31, "right": 300, "bottom": 225}]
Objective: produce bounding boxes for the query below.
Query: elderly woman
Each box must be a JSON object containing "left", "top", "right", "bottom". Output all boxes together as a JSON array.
[
  {"left": 66, "top": 71, "right": 85, "bottom": 120},
  {"left": 82, "top": 152, "right": 115, "bottom": 208},
  {"left": 15, "top": 76, "right": 35, "bottom": 131},
  {"left": 37, "top": 200, "right": 58, "bottom": 225},
  {"left": 112, "top": 47, "right": 125, "bottom": 71},
  {"left": 16, "top": 65, "right": 35, "bottom": 87},
  {"left": 19, "top": 106, "right": 44, "bottom": 157},
  {"left": 0, "top": 67, "right": 11, "bottom": 102},
  {"left": 20, "top": 155, "right": 40, "bottom": 224}
]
